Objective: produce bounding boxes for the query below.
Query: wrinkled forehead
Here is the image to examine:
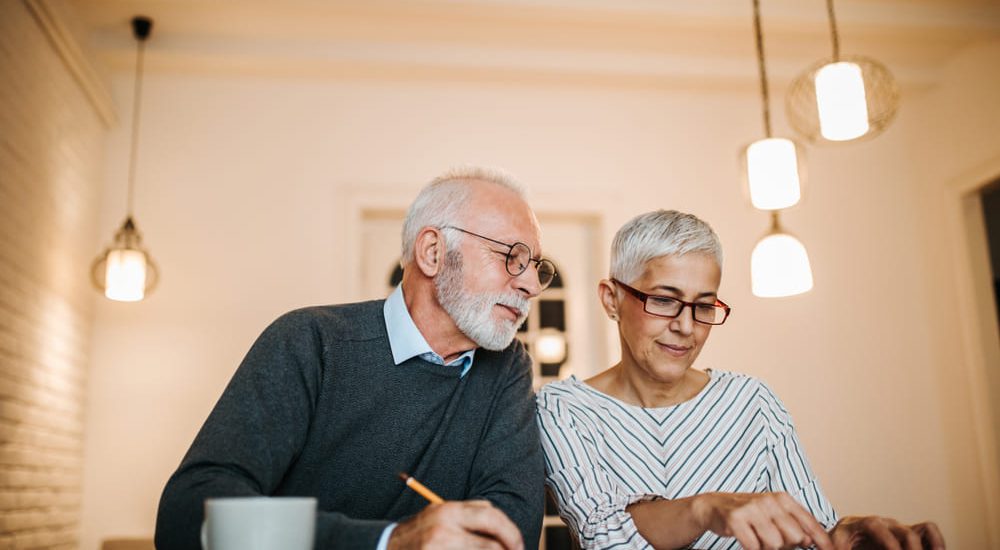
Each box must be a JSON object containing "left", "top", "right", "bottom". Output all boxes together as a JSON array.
[
  {"left": 635, "top": 252, "right": 722, "bottom": 292},
  {"left": 460, "top": 183, "right": 543, "bottom": 252}
]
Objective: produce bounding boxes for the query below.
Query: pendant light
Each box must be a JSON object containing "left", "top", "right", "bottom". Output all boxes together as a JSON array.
[
  {"left": 751, "top": 212, "right": 814, "bottom": 298},
  {"left": 741, "top": 0, "right": 804, "bottom": 212},
  {"left": 534, "top": 328, "right": 568, "bottom": 365},
  {"left": 91, "top": 16, "right": 159, "bottom": 302},
  {"left": 785, "top": 0, "right": 900, "bottom": 143},
  {"left": 743, "top": 0, "right": 814, "bottom": 298}
]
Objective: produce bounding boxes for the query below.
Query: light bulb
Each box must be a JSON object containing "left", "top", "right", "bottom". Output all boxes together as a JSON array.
[
  {"left": 815, "top": 61, "right": 870, "bottom": 141},
  {"left": 534, "top": 330, "right": 567, "bottom": 364},
  {"left": 105, "top": 249, "right": 147, "bottom": 302},
  {"left": 751, "top": 232, "right": 813, "bottom": 297},
  {"left": 744, "top": 138, "right": 802, "bottom": 210}
]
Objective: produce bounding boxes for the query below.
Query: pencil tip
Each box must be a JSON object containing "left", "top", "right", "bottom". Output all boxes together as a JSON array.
[{"left": 397, "top": 472, "right": 409, "bottom": 481}]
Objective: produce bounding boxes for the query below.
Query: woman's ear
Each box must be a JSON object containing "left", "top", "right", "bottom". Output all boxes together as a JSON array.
[
  {"left": 412, "top": 227, "right": 444, "bottom": 277},
  {"left": 598, "top": 279, "right": 620, "bottom": 321}
]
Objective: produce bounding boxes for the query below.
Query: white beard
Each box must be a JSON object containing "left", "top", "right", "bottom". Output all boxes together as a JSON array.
[{"left": 435, "top": 250, "right": 530, "bottom": 350}]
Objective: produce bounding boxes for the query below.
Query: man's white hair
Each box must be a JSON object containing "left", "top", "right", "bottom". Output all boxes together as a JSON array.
[
  {"left": 400, "top": 166, "right": 525, "bottom": 266},
  {"left": 610, "top": 210, "right": 723, "bottom": 284}
]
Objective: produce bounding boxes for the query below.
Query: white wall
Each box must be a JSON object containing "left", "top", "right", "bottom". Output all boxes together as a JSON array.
[{"left": 80, "top": 43, "right": 1000, "bottom": 548}]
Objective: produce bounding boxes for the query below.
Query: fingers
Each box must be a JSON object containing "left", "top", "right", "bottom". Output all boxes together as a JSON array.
[
  {"left": 830, "top": 524, "right": 856, "bottom": 550},
  {"left": 769, "top": 512, "right": 809, "bottom": 547},
  {"left": 442, "top": 501, "right": 524, "bottom": 550},
  {"left": 913, "top": 521, "right": 946, "bottom": 550},
  {"left": 751, "top": 518, "right": 786, "bottom": 550},
  {"left": 775, "top": 493, "right": 833, "bottom": 550},
  {"left": 855, "top": 517, "right": 903, "bottom": 550},
  {"left": 832, "top": 516, "right": 944, "bottom": 550},
  {"left": 729, "top": 519, "right": 762, "bottom": 550},
  {"left": 390, "top": 500, "right": 523, "bottom": 550},
  {"left": 709, "top": 492, "right": 831, "bottom": 550}
]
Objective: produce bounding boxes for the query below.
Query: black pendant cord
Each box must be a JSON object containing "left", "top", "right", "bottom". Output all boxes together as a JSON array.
[
  {"left": 751, "top": 0, "right": 772, "bottom": 138},
  {"left": 826, "top": 0, "right": 841, "bottom": 61},
  {"left": 127, "top": 17, "right": 152, "bottom": 219}
]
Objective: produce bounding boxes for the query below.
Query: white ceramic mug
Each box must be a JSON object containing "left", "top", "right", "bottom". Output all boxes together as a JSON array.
[{"left": 201, "top": 496, "right": 316, "bottom": 550}]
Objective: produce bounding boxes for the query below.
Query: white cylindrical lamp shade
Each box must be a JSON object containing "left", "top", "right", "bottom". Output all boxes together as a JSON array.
[
  {"left": 104, "top": 248, "right": 148, "bottom": 302},
  {"left": 744, "top": 138, "right": 802, "bottom": 210},
  {"left": 534, "top": 330, "right": 567, "bottom": 364},
  {"left": 751, "top": 233, "right": 813, "bottom": 298},
  {"left": 815, "top": 62, "right": 870, "bottom": 141}
]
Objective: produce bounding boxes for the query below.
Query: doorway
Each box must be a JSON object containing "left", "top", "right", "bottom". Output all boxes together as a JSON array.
[{"left": 981, "top": 180, "right": 1000, "bottom": 329}]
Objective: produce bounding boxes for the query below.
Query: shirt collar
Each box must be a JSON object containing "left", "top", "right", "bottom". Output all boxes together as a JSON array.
[{"left": 384, "top": 285, "right": 476, "bottom": 376}]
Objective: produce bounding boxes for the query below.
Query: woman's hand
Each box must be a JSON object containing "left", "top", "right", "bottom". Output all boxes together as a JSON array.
[
  {"left": 829, "top": 516, "right": 945, "bottom": 550},
  {"left": 689, "top": 492, "right": 834, "bottom": 550}
]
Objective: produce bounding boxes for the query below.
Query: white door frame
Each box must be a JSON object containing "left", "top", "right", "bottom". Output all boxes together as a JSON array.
[{"left": 946, "top": 153, "right": 1000, "bottom": 547}]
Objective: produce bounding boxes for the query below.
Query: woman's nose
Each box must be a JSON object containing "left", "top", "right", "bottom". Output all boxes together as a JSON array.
[{"left": 669, "top": 305, "right": 696, "bottom": 335}]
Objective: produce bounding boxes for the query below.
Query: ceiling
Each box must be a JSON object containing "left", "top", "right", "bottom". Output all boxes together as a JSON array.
[{"left": 65, "top": 0, "right": 1000, "bottom": 90}]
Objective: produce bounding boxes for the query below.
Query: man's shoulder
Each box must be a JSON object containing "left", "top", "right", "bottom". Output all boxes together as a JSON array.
[
  {"left": 475, "top": 338, "right": 532, "bottom": 376},
  {"left": 268, "top": 299, "right": 387, "bottom": 342}
]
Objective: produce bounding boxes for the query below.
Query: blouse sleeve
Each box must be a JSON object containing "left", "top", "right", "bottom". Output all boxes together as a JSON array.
[
  {"left": 536, "top": 390, "right": 657, "bottom": 550},
  {"left": 758, "top": 383, "right": 839, "bottom": 530}
]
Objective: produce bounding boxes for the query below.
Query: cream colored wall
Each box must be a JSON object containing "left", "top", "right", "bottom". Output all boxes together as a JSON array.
[
  {"left": 899, "top": 41, "right": 1000, "bottom": 545},
  {"left": 80, "top": 45, "right": 1000, "bottom": 549}
]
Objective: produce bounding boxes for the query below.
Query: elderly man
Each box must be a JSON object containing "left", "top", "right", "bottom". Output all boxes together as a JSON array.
[{"left": 155, "top": 167, "right": 553, "bottom": 550}]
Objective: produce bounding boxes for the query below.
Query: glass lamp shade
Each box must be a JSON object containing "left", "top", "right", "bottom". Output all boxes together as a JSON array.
[
  {"left": 786, "top": 54, "right": 899, "bottom": 144},
  {"left": 815, "top": 62, "right": 869, "bottom": 141},
  {"left": 751, "top": 231, "right": 813, "bottom": 298},
  {"left": 534, "top": 329, "right": 567, "bottom": 365},
  {"left": 91, "top": 216, "right": 159, "bottom": 301},
  {"left": 742, "top": 137, "right": 804, "bottom": 210}
]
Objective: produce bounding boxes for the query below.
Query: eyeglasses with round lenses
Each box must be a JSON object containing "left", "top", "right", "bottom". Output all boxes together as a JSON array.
[
  {"left": 442, "top": 226, "right": 557, "bottom": 290},
  {"left": 612, "top": 278, "right": 731, "bottom": 325}
]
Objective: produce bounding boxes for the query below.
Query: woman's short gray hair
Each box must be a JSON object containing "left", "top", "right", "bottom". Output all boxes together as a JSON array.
[
  {"left": 610, "top": 210, "right": 723, "bottom": 284},
  {"left": 401, "top": 166, "right": 524, "bottom": 265}
]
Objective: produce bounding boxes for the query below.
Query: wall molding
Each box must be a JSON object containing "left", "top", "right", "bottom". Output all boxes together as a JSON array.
[{"left": 24, "top": 0, "right": 117, "bottom": 128}]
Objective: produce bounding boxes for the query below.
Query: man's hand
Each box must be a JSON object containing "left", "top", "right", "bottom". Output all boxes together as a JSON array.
[
  {"left": 830, "top": 516, "right": 945, "bottom": 550},
  {"left": 690, "top": 491, "right": 835, "bottom": 550},
  {"left": 387, "top": 500, "right": 524, "bottom": 550}
]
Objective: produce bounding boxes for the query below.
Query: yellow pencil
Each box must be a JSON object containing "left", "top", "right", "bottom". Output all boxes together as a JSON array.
[{"left": 398, "top": 472, "right": 444, "bottom": 504}]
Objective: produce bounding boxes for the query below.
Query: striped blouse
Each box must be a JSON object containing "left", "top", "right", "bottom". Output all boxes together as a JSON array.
[{"left": 536, "top": 370, "right": 838, "bottom": 549}]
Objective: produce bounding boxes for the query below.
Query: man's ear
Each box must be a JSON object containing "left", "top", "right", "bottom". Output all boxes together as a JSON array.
[
  {"left": 413, "top": 227, "right": 444, "bottom": 277},
  {"left": 598, "top": 279, "right": 620, "bottom": 321}
]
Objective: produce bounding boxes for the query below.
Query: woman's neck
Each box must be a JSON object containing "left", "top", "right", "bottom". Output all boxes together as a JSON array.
[{"left": 588, "top": 364, "right": 709, "bottom": 408}]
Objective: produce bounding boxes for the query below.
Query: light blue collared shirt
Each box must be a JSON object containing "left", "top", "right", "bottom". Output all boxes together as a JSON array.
[
  {"left": 383, "top": 284, "right": 476, "bottom": 377},
  {"left": 375, "top": 285, "right": 477, "bottom": 549}
]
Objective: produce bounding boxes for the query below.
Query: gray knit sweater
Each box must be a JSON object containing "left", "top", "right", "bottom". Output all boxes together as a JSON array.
[{"left": 154, "top": 300, "right": 544, "bottom": 549}]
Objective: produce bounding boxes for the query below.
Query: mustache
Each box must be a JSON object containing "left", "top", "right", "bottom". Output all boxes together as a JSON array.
[{"left": 495, "top": 294, "right": 531, "bottom": 322}]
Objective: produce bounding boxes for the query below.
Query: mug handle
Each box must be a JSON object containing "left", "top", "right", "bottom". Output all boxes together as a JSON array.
[{"left": 200, "top": 520, "right": 209, "bottom": 550}]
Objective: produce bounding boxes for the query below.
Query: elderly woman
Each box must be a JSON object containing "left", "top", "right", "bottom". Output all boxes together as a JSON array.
[{"left": 537, "top": 210, "right": 944, "bottom": 550}]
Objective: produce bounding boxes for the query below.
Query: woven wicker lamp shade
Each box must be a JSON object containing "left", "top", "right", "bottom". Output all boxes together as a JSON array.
[
  {"left": 785, "top": 0, "right": 900, "bottom": 144},
  {"left": 786, "top": 54, "right": 900, "bottom": 143}
]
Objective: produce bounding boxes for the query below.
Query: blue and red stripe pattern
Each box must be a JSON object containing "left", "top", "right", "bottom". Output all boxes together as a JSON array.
[{"left": 536, "top": 370, "right": 837, "bottom": 549}]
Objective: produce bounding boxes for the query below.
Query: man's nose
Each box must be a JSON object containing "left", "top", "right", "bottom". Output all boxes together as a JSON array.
[{"left": 513, "top": 265, "right": 544, "bottom": 298}]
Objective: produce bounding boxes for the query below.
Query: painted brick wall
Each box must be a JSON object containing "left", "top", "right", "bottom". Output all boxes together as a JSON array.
[{"left": 0, "top": 1, "right": 108, "bottom": 548}]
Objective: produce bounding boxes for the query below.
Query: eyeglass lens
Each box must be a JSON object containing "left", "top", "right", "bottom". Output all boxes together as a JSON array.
[
  {"left": 505, "top": 243, "right": 555, "bottom": 289},
  {"left": 646, "top": 297, "right": 725, "bottom": 324}
]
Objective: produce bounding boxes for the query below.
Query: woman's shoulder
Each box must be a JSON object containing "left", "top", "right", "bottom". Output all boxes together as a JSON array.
[
  {"left": 537, "top": 376, "right": 586, "bottom": 407},
  {"left": 710, "top": 370, "right": 795, "bottom": 426},
  {"left": 706, "top": 369, "right": 768, "bottom": 394},
  {"left": 536, "top": 376, "right": 611, "bottom": 420}
]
